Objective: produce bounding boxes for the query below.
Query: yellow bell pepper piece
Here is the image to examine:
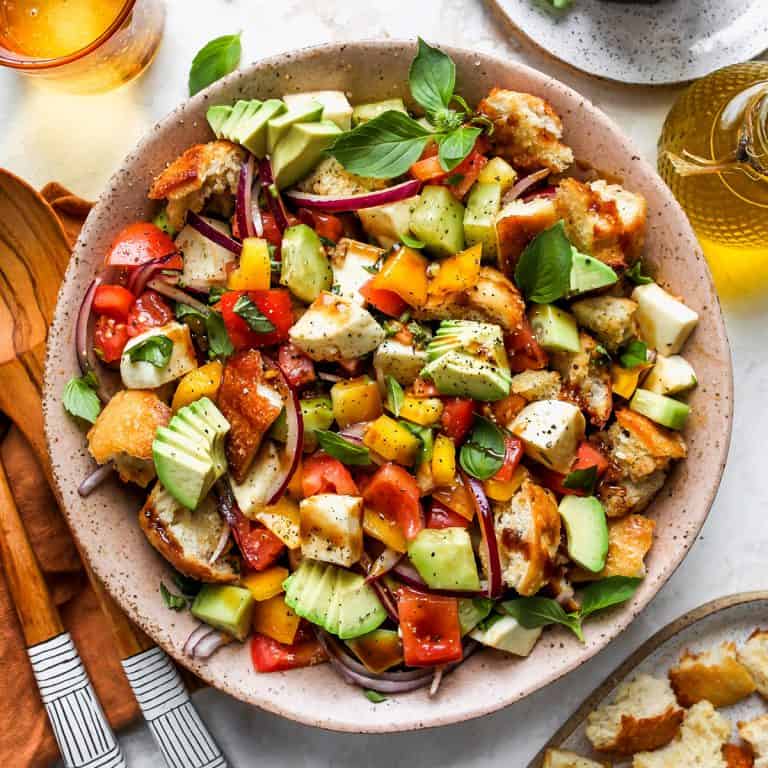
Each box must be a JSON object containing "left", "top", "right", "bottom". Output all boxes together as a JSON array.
[
  {"left": 227, "top": 237, "right": 271, "bottom": 290},
  {"left": 241, "top": 567, "right": 290, "bottom": 601},
  {"left": 253, "top": 495, "right": 301, "bottom": 549},
  {"left": 484, "top": 465, "right": 530, "bottom": 502},
  {"left": 372, "top": 246, "right": 429, "bottom": 308},
  {"left": 288, "top": 459, "right": 303, "bottom": 499},
  {"left": 477, "top": 156, "right": 518, "bottom": 193},
  {"left": 330, "top": 376, "right": 383, "bottom": 428},
  {"left": 363, "top": 415, "right": 421, "bottom": 466},
  {"left": 431, "top": 434, "right": 456, "bottom": 486},
  {"left": 171, "top": 361, "right": 223, "bottom": 412},
  {"left": 611, "top": 363, "right": 652, "bottom": 400},
  {"left": 252, "top": 594, "right": 300, "bottom": 644},
  {"left": 399, "top": 396, "right": 444, "bottom": 426},
  {"left": 427, "top": 243, "right": 481, "bottom": 298},
  {"left": 363, "top": 507, "right": 407, "bottom": 553}
]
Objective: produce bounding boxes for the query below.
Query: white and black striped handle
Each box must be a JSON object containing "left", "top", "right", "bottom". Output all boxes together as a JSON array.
[
  {"left": 122, "top": 646, "right": 228, "bottom": 768},
  {"left": 28, "top": 632, "right": 126, "bottom": 768}
]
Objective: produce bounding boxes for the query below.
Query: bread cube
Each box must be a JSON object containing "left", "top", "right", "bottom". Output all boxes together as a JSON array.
[{"left": 739, "top": 629, "right": 768, "bottom": 698}]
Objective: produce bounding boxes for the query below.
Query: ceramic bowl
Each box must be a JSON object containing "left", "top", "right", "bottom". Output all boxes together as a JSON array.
[{"left": 43, "top": 41, "right": 733, "bottom": 733}]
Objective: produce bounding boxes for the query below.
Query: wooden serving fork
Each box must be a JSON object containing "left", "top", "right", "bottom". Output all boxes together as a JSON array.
[{"left": 0, "top": 169, "right": 228, "bottom": 768}]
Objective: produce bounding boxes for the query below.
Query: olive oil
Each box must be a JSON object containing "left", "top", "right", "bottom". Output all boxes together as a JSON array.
[{"left": 659, "top": 63, "right": 768, "bottom": 300}]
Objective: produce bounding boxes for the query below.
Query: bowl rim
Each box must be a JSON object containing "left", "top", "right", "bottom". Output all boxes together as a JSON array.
[{"left": 43, "top": 38, "right": 734, "bottom": 733}]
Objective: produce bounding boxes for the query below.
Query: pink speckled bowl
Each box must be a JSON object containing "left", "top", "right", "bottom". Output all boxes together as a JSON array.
[{"left": 43, "top": 41, "right": 732, "bottom": 733}]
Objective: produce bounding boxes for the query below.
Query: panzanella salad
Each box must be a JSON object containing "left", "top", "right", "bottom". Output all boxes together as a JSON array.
[{"left": 64, "top": 40, "right": 700, "bottom": 696}]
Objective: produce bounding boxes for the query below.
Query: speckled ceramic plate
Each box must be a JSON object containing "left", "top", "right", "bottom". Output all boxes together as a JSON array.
[
  {"left": 43, "top": 41, "right": 733, "bottom": 733},
  {"left": 488, "top": 0, "right": 768, "bottom": 85},
  {"left": 528, "top": 592, "right": 768, "bottom": 765}
]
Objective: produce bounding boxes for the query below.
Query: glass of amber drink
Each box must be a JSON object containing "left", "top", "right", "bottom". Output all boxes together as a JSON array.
[{"left": 0, "top": 0, "right": 164, "bottom": 93}]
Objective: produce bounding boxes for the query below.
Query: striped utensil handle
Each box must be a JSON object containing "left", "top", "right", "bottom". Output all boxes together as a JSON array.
[
  {"left": 28, "top": 632, "right": 126, "bottom": 768},
  {"left": 122, "top": 646, "right": 228, "bottom": 768}
]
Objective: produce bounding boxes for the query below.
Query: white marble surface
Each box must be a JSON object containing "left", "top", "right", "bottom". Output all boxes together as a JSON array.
[{"left": 1, "top": 1, "right": 766, "bottom": 765}]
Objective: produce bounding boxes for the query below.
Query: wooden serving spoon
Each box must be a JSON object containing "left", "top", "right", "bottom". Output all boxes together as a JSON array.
[{"left": 0, "top": 169, "right": 228, "bottom": 768}]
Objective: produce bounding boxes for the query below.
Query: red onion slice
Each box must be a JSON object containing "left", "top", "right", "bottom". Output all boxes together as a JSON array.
[
  {"left": 284, "top": 179, "right": 422, "bottom": 212},
  {"left": 429, "top": 666, "right": 445, "bottom": 698},
  {"left": 317, "top": 371, "right": 344, "bottom": 383},
  {"left": 369, "top": 578, "right": 399, "bottom": 623},
  {"left": 365, "top": 547, "right": 403, "bottom": 584},
  {"left": 194, "top": 630, "right": 232, "bottom": 659},
  {"left": 146, "top": 278, "right": 211, "bottom": 315},
  {"left": 236, "top": 156, "right": 256, "bottom": 240},
  {"left": 502, "top": 168, "right": 551, "bottom": 204},
  {"left": 188, "top": 211, "right": 242, "bottom": 255},
  {"left": 126, "top": 252, "right": 182, "bottom": 296},
  {"left": 183, "top": 623, "right": 213, "bottom": 657},
  {"left": 462, "top": 471, "right": 503, "bottom": 599},
  {"left": 258, "top": 157, "right": 290, "bottom": 234},
  {"left": 208, "top": 522, "right": 231, "bottom": 565},
  {"left": 252, "top": 202, "right": 264, "bottom": 238},
  {"left": 78, "top": 462, "right": 115, "bottom": 497}
]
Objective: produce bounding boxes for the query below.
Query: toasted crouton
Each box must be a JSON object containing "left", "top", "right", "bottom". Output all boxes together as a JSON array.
[
  {"left": 296, "top": 156, "right": 387, "bottom": 196},
  {"left": 571, "top": 297, "right": 638, "bottom": 353},
  {"left": 738, "top": 630, "right": 768, "bottom": 698},
  {"left": 555, "top": 178, "right": 647, "bottom": 269},
  {"left": 139, "top": 483, "right": 239, "bottom": 582},
  {"left": 542, "top": 749, "right": 608, "bottom": 768},
  {"left": 87, "top": 390, "right": 171, "bottom": 487},
  {"left": 572, "top": 514, "right": 655, "bottom": 582},
  {"left": 495, "top": 196, "right": 558, "bottom": 274},
  {"left": 550, "top": 332, "right": 612, "bottom": 426},
  {"left": 599, "top": 471, "right": 667, "bottom": 518},
  {"left": 586, "top": 674, "right": 684, "bottom": 755},
  {"left": 493, "top": 479, "right": 560, "bottom": 596},
  {"left": 510, "top": 370, "right": 562, "bottom": 401},
  {"left": 669, "top": 642, "right": 756, "bottom": 708},
  {"left": 723, "top": 744, "right": 754, "bottom": 768},
  {"left": 739, "top": 717, "right": 768, "bottom": 768},
  {"left": 478, "top": 88, "right": 574, "bottom": 173},
  {"left": 632, "top": 701, "right": 732, "bottom": 768},
  {"left": 149, "top": 140, "right": 245, "bottom": 230}
]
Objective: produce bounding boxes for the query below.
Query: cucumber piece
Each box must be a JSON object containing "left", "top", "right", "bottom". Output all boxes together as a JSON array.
[
  {"left": 558, "top": 496, "right": 609, "bottom": 573},
  {"left": 191, "top": 585, "right": 254, "bottom": 642},
  {"left": 528, "top": 304, "right": 580, "bottom": 353},
  {"left": 408, "top": 528, "right": 481, "bottom": 591},
  {"left": 272, "top": 396, "right": 335, "bottom": 451},
  {"left": 352, "top": 98, "right": 407, "bottom": 125},
  {"left": 464, "top": 182, "right": 502, "bottom": 260},
  {"left": 630, "top": 388, "right": 690, "bottom": 430},
  {"left": 410, "top": 186, "right": 465, "bottom": 257},
  {"left": 280, "top": 224, "right": 333, "bottom": 303}
]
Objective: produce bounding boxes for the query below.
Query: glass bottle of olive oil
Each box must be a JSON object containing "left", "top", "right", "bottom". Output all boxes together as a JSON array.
[{"left": 658, "top": 62, "right": 768, "bottom": 300}]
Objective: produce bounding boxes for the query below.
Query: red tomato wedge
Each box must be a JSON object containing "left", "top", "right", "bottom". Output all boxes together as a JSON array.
[
  {"left": 573, "top": 441, "right": 610, "bottom": 476},
  {"left": 278, "top": 342, "right": 316, "bottom": 389},
  {"left": 427, "top": 501, "right": 470, "bottom": 530},
  {"left": 397, "top": 587, "right": 463, "bottom": 667},
  {"left": 219, "top": 290, "right": 293, "bottom": 349},
  {"left": 362, "top": 463, "right": 423, "bottom": 541},
  {"left": 440, "top": 397, "right": 475, "bottom": 443},
  {"left": 409, "top": 146, "right": 488, "bottom": 200},
  {"left": 506, "top": 319, "right": 549, "bottom": 373},
  {"left": 360, "top": 279, "right": 408, "bottom": 318},
  {"left": 231, "top": 516, "right": 285, "bottom": 572},
  {"left": 106, "top": 222, "right": 177, "bottom": 266},
  {"left": 94, "top": 315, "right": 130, "bottom": 363},
  {"left": 296, "top": 209, "right": 344, "bottom": 243},
  {"left": 92, "top": 284, "right": 135, "bottom": 322},
  {"left": 302, "top": 454, "right": 359, "bottom": 497},
  {"left": 250, "top": 630, "right": 327, "bottom": 672},
  {"left": 492, "top": 435, "right": 524, "bottom": 483},
  {"left": 126, "top": 290, "right": 173, "bottom": 336}
]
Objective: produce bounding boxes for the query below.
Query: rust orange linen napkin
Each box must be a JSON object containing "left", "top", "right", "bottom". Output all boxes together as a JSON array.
[{"left": 0, "top": 185, "right": 139, "bottom": 767}]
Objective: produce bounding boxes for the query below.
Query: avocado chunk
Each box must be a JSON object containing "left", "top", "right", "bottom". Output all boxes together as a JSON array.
[
  {"left": 272, "top": 120, "right": 342, "bottom": 189},
  {"left": 629, "top": 388, "right": 690, "bottom": 430},
  {"left": 410, "top": 186, "right": 465, "bottom": 257},
  {"left": 239, "top": 99, "right": 287, "bottom": 157},
  {"left": 464, "top": 182, "right": 502, "bottom": 260},
  {"left": 469, "top": 612, "right": 542, "bottom": 656},
  {"left": 408, "top": 528, "right": 481, "bottom": 591},
  {"left": 569, "top": 249, "right": 619, "bottom": 296},
  {"left": 284, "top": 90, "right": 353, "bottom": 130},
  {"left": 458, "top": 597, "right": 494, "bottom": 635},
  {"left": 152, "top": 397, "right": 230, "bottom": 509},
  {"left": 352, "top": 98, "right": 408, "bottom": 126},
  {"left": 221, "top": 99, "right": 262, "bottom": 143},
  {"left": 357, "top": 196, "right": 420, "bottom": 249},
  {"left": 427, "top": 319, "right": 509, "bottom": 369},
  {"left": 207, "top": 105, "right": 233, "bottom": 138},
  {"left": 528, "top": 304, "right": 580, "bottom": 353},
  {"left": 284, "top": 560, "right": 386, "bottom": 640},
  {"left": 191, "top": 585, "right": 254, "bottom": 642},
  {"left": 280, "top": 224, "right": 333, "bottom": 302},
  {"left": 267, "top": 101, "right": 324, "bottom": 153},
  {"left": 558, "top": 496, "right": 609, "bottom": 573},
  {"left": 271, "top": 396, "right": 334, "bottom": 451},
  {"left": 346, "top": 629, "right": 403, "bottom": 673}
]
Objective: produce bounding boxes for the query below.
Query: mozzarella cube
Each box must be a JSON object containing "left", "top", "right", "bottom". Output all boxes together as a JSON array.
[
  {"left": 357, "top": 196, "right": 420, "bottom": 249},
  {"left": 632, "top": 283, "right": 699, "bottom": 356},
  {"left": 373, "top": 339, "right": 428, "bottom": 386},
  {"left": 283, "top": 90, "right": 352, "bottom": 130},
  {"left": 176, "top": 219, "right": 237, "bottom": 291},
  {"left": 120, "top": 322, "right": 197, "bottom": 390},
  {"left": 510, "top": 399, "right": 586, "bottom": 473},
  {"left": 469, "top": 614, "right": 542, "bottom": 656},
  {"left": 289, "top": 291, "right": 385, "bottom": 361},
  {"left": 644, "top": 354, "right": 697, "bottom": 396},
  {"left": 331, "top": 239, "right": 383, "bottom": 304},
  {"left": 231, "top": 441, "right": 285, "bottom": 513},
  {"left": 299, "top": 493, "right": 363, "bottom": 566}
]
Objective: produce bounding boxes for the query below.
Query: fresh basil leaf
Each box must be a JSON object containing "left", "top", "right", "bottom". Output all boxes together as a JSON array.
[
  {"left": 233, "top": 294, "right": 276, "bottom": 334},
  {"left": 364, "top": 689, "right": 387, "bottom": 704},
  {"left": 625, "top": 260, "right": 653, "bottom": 285},
  {"left": 459, "top": 416, "right": 505, "bottom": 480},
  {"left": 189, "top": 33, "right": 242, "bottom": 96},
  {"left": 438, "top": 126, "right": 482, "bottom": 171},
  {"left": 402, "top": 422, "right": 434, "bottom": 465},
  {"left": 206, "top": 310, "right": 234, "bottom": 359},
  {"left": 406, "top": 321, "right": 431, "bottom": 347},
  {"left": 501, "top": 597, "right": 583, "bottom": 641},
  {"left": 319, "top": 236, "right": 336, "bottom": 249},
  {"left": 62, "top": 372, "right": 101, "bottom": 424},
  {"left": 172, "top": 570, "right": 202, "bottom": 598},
  {"left": 514, "top": 221, "right": 573, "bottom": 303},
  {"left": 152, "top": 208, "right": 176, "bottom": 237},
  {"left": 385, "top": 375, "right": 405, "bottom": 417},
  {"left": 579, "top": 577, "right": 642, "bottom": 620},
  {"left": 208, "top": 286, "right": 226, "bottom": 305},
  {"left": 127, "top": 335, "right": 173, "bottom": 368},
  {"left": 175, "top": 303, "right": 207, "bottom": 321},
  {"left": 619, "top": 339, "right": 648, "bottom": 369},
  {"left": 160, "top": 582, "right": 188, "bottom": 611},
  {"left": 409, "top": 38, "right": 456, "bottom": 115},
  {"left": 547, "top": 0, "right": 572, "bottom": 8},
  {"left": 432, "top": 107, "right": 465, "bottom": 134},
  {"left": 315, "top": 430, "right": 372, "bottom": 466},
  {"left": 328, "top": 111, "right": 433, "bottom": 179},
  {"left": 401, "top": 233, "right": 426, "bottom": 249},
  {"left": 562, "top": 466, "right": 598, "bottom": 495}
]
